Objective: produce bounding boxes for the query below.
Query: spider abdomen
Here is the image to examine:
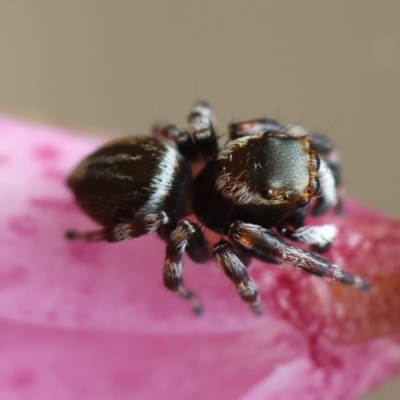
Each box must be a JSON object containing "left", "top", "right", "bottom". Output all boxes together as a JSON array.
[{"left": 67, "top": 136, "right": 191, "bottom": 227}]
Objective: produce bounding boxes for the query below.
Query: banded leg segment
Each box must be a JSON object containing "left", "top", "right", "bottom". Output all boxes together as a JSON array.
[
  {"left": 151, "top": 101, "right": 220, "bottom": 162},
  {"left": 313, "top": 158, "right": 342, "bottom": 217},
  {"left": 187, "top": 101, "right": 219, "bottom": 161},
  {"left": 185, "top": 224, "right": 212, "bottom": 264},
  {"left": 229, "top": 221, "right": 371, "bottom": 291},
  {"left": 306, "top": 132, "right": 345, "bottom": 216},
  {"left": 228, "top": 118, "right": 282, "bottom": 140},
  {"left": 66, "top": 212, "right": 170, "bottom": 242},
  {"left": 213, "top": 241, "right": 262, "bottom": 315},
  {"left": 152, "top": 124, "right": 197, "bottom": 161},
  {"left": 164, "top": 220, "right": 206, "bottom": 315}
]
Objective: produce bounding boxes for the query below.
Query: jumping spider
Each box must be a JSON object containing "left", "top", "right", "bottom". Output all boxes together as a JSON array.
[{"left": 66, "top": 102, "right": 371, "bottom": 315}]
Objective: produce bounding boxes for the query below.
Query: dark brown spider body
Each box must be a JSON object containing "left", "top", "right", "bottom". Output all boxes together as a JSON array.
[
  {"left": 67, "top": 137, "right": 191, "bottom": 241},
  {"left": 66, "top": 102, "right": 370, "bottom": 315}
]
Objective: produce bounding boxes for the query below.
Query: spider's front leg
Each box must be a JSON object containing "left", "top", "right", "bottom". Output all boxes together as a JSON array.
[
  {"left": 213, "top": 241, "right": 262, "bottom": 315},
  {"left": 164, "top": 219, "right": 211, "bottom": 315},
  {"left": 229, "top": 221, "right": 371, "bottom": 291}
]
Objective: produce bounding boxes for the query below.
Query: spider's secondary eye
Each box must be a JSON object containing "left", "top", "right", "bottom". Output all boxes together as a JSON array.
[{"left": 262, "top": 188, "right": 274, "bottom": 200}]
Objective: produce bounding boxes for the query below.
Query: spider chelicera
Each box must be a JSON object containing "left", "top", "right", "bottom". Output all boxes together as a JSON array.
[{"left": 66, "top": 101, "right": 370, "bottom": 315}]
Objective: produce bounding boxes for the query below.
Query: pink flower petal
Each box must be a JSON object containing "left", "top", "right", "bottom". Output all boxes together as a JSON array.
[{"left": 0, "top": 115, "right": 399, "bottom": 399}]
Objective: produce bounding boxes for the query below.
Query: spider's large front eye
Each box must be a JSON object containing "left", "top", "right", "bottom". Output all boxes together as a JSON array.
[{"left": 261, "top": 188, "right": 275, "bottom": 200}]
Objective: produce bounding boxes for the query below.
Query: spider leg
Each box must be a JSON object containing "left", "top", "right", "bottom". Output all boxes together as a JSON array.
[
  {"left": 213, "top": 240, "right": 262, "bottom": 315},
  {"left": 151, "top": 124, "right": 198, "bottom": 161},
  {"left": 278, "top": 224, "right": 338, "bottom": 253},
  {"left": 306, "top": 132, "right": 345, "bottom": 216},
  {"left": 229, "top": 221, "right": 371, "bottom": 291},
  {"left": 279, "top": 206, "right": 338, "bottom": 253},
  {"left": 312, "top": 157, "right": 344, "bottom": 216},
  {"left": 232, "top": 244, "right": 253, "bottom": 268},
  {"left": 150, "top": 101, "right": 220, "bottom": 163},
  {"left": 185, "top": 224, "right": 212, "bottom": 264},
  {"left": 66, "top": 212, "right": 170, "bottom": 242},
  {"left": 164, "top": 219, "right": 206, "bottom": 315},
  {"left": 228, "top": 118, "right": 282, "bottom": 140},
  {"left": 327, "top": 160, "right": 345, "bottom": 216},
  {"left": 187, "top": 101, "right": 219, "bottom": 161}
]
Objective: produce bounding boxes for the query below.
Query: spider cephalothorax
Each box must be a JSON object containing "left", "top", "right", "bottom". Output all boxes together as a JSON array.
[
  {"left": 215, "top": 134, "right": 319, "bottom": 207},
  {"left": 66, "top": 101, "right": 370, "bottom": 315}
]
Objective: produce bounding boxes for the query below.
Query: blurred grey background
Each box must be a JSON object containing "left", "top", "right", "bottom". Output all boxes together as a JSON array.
[{"left": 0, "top": 2, "right": 399, "bottom": 399}]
